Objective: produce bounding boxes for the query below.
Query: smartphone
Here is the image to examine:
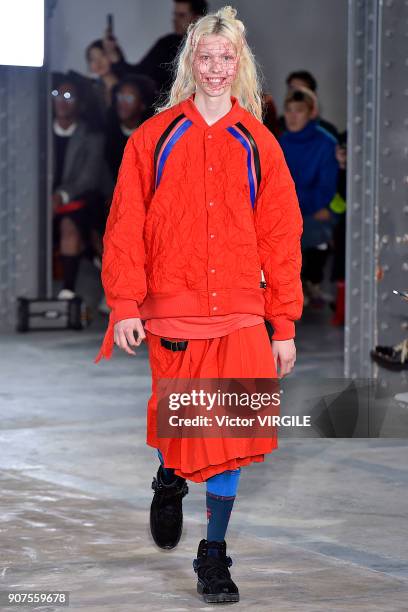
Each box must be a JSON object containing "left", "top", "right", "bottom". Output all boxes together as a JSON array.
[{"left": 107, "top": 13, "right": 114, "bottom": 37}]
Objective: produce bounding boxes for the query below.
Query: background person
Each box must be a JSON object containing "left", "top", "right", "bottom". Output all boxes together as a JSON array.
[
  {"left": 279, "top": 87, "right": 339, "bottom": 308},
  {"left": 330, "top": 130, "right": 347, "bottom": 325},
  {"left": 261, "top": 92, "right": 281, "bottom": 137},
  {"left": 279, "top": 69, "right": 339, "bottom": 140},
  {"left": 105, "top": 74, "right": 158, "bottom": 182},
  {"left": 52, "top": 74, "right": 105, "bottom": 300},
  {"left": 85, "top": 39, "right": 125, "bottom": 127},
  {"left": 101, "top": 0, "right": 209, "bottom": 99}
]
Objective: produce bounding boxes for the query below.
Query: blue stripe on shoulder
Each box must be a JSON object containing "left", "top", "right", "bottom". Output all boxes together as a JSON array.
[
  {"left": 156, "top": 119, "right": 193, "bottom": 189},
  {"left": 226, "top": 126, "right": 256, "bottom": 208}
]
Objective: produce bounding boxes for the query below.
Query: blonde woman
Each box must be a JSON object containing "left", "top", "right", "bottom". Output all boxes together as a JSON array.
[{"left": 95, "top": 5, "right": 303, "bottom": 604}]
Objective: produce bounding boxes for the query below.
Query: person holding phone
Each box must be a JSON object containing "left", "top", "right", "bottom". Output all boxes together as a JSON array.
[
  {"left": 51, "top": 74, "right": 105, "bottom": 299},
  {"left": 102, "top": 1, "right": 208, "bottom": 99},
  {"left": 105, "top": 74, "right": 157, "bottom": 182},
  {"left": 94, "top": 6, "right": 303, "bottom": 604}
]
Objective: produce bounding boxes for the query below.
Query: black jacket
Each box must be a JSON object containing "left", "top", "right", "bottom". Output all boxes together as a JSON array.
[{"left": 113, "top": 33, "right": 182, "bottom": 97}]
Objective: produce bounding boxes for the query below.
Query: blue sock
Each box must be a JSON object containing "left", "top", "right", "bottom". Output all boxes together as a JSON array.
[
  {"left": 157, "top": 448, "right": 177, "bottom": 484},
  {"left": 206, "top": 469, "right": 241, "bottom": 555}
]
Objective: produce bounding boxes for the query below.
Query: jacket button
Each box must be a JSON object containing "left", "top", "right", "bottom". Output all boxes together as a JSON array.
[
  {"left": 209, "top": 201, "right": 214, "bottom": 206},
  {"left": 212, "top": 292, "right": 217, "bottom": 296},
  {"left": 210, "top": 269, "right": 216, "bottom": 273},
  {"left": 208, "top": 166, "right": 213, "bottom": 171},
  {"left": 207, "top": 134, "right": 213, "bottom": 139},
  {"left": 210, "top": 234, "right": 215, "bottom": 239},
  {"left": 213, "top": 306, "right": 218, "bottom": 311}
]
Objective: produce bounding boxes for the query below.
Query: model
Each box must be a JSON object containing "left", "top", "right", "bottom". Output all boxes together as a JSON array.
[{"left": 95, "top": 5, "right": 303, "bottom": 604}]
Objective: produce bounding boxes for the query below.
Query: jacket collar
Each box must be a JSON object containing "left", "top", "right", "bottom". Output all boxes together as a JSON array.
[
  {"left": 282, "top": 119, "right": 319, "bottom": 143},
  {"left": 53, "top": 120, "right": 78, "bottom": 137},
  {"left": 180, "top": 93, "right": 244, "bottom": 129}
]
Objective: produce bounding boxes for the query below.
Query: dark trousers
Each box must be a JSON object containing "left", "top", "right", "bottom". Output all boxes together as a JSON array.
[
  {"left": 301, "top": 247, "right": 330, "bottom": 285},
  {"left": 330, "top": 214, "right": 346, "bottom": 282}
]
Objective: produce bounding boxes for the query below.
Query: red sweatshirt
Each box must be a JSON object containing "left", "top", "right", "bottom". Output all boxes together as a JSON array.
[{"left": 95, "top": 94, "right": 303, "bottom": 363}]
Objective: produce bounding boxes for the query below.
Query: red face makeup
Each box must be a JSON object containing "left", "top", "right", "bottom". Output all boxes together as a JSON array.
[{"left": 192, "top": 35, "right": 239, "bottom": 96}]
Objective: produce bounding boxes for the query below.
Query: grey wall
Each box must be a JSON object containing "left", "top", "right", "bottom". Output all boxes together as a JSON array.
[
  {"left": 50, "top": 0, "right": 347, "bottom": 129},
  {"left": 346, "top": 0, "right": 408, "bottom": 387},
  {"left": 0, "top": 67, "right": 42, "bottom": 329}
]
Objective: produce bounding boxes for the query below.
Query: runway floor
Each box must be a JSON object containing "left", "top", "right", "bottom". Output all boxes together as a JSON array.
[{"left": 1, "top": 265, "right": 407, "bottom": 611}]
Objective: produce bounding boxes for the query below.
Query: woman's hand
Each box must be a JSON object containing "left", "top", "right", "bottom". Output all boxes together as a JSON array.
[
  {"left": 102, "top": 30, "right": 122, "bottom": 64},
  {"left": 114, "top": 318, "right": 146, "bottom": 356},
  {"left": 271, "top": 339, "right": 296, "bottom": 378}
]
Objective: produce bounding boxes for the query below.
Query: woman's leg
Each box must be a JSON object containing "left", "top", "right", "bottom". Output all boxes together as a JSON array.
[
  {"left": 59, "top": 215, "right": 84, "bottom": 292},
  {"left": 150, "top": 447, "right": 189, "bottom": 550},
  {"left": 302, "top": 247, "right": 329, "bottom": 285},
  {"left": 192, "top": 468, "right": 241, "bottom": 603},
  {"left": 205, "top": 468, "right": 241, "bottom": 552},
  {"left": 156, "top": 448, "right": 176, "bottom": 483}
]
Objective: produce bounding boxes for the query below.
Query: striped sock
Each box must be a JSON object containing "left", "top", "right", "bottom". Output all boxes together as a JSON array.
[{"left": 206, "top": 468, "right": 241, "bottom": 555}]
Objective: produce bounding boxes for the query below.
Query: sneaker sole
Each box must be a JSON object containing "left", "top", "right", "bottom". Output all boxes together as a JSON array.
[
  {"left": 370, "top": 351, "right": 408, "bottom": 371},
  {"left": 197, "top": 581, "right": 240, "bottom": 603}
]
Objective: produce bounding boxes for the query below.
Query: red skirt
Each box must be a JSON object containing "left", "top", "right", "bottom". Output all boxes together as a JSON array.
[{"left": 145, "top": 322, "right": 278, "bottom": 483}]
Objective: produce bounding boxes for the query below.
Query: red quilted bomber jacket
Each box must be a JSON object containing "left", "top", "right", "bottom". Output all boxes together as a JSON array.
[{"left": 94, "top": 94, "right": 303, "bottom": 363}]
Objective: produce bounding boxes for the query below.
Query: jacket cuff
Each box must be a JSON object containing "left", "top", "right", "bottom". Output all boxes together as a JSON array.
[
  {"left": 269, "top": 317, "right": 295, "bottom": 341},
  {"left": 111, "top": 299, "right": 141, "bottom": 323}
]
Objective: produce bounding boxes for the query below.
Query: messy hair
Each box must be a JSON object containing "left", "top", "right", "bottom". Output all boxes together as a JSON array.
[
  {"left": 286, "top": 70, "right": 317, "bottom": 92},
  {"left": 154, "top": 5, "right": 264, "bottom": 121},
  {"left": 284, "top": 87, "right": 317, "bottom": 113}
]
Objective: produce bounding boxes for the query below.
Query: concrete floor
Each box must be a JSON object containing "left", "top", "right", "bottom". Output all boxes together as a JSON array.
[{"left": 1, "top": 263, "right": 407, "bottom": 611}]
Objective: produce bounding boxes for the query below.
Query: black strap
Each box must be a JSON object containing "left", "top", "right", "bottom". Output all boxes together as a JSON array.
[
  {"left": 160, "top": 338, "right": 189, "bottom": 351},
  {"left": 235, "top": 121, "right": 261, "bottom": 187},
  {"left": 154, "top": 113, "right": 187, "bottom": 182}
]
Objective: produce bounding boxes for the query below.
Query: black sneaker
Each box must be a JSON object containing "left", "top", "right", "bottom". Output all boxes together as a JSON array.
[
  {"left": 371, "top": 340, "right": 408, "bottom": 370},
  {"left": 149, "top": 465, "right": 188, "bottom": 549},
  {"left": 193, "top": 539, "right": 239, "bottom": 604}
]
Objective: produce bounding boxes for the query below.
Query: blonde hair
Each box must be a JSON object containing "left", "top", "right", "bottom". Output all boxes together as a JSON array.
[{"left": 154, "top": 5, "right": 264, "bottom": 121}]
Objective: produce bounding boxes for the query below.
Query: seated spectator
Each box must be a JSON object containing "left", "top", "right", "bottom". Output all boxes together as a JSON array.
[
  {"left": 279, "top": 70, "right": 339, "bottom": 140},
  {"left": 261, "top": 92, "right": 281, "bottom": 138},
  {"left": 52, "top": 73, "right": 105, "bottom": 300},
  {"left": 279, "top": 88, "right": 339, "bottom": 307},
  {"left": 105, "top": 74, "right": 157, "bottom": 182},
  {"left": 101, "top": 0, "right": 208, "bottom": 102},
  {"left": 86, "top": 39, "right": 125, "bottom": 127},
  {"left": 330, "top": 130, "right": 347, "bottom": 325}
]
